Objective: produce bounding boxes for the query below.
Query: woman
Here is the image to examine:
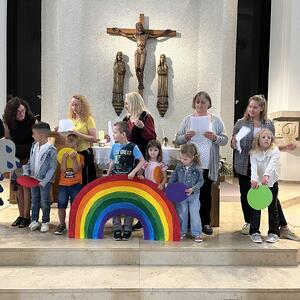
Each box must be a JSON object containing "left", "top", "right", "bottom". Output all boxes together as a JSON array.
[
  {"left": 3, "top": 97, "right": 36, "bottom": 228},
  {"left": 231, "top": 94, "right": 299, "bottom": 240},
  {"left": 68, "top": 94, "right": 97, "bottom": 186},
  {"left": 123, "top": 91, "right": 157, "bottom": 230},
  {"left": 176, "top": 91, "right": 228, "bottom": 235}
]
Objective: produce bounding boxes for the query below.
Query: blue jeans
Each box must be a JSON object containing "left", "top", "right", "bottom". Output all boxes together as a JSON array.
[
  {"left": 113, "top": 216, "right": 133, "bottom": 232},
  {"left": 176, "top": 193, "right": 202, "bottom": 236},
  {"left": 57, "top": 184, "right": 81, "bottom": 208},
  {"left": 31, "top": 182, "right": 52, "bottom": 223}
]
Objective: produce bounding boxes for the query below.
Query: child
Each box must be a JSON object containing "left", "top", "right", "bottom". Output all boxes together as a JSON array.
[
  {"left": 54, "top": 134, "right": 84, "bottom": 235},
  {"left": 107, "top": 121, "right": 145, "bottom": 241},
  {"left": 138, "top": 139, "right": 167, "bottom": 190},
  {"left": 249, "top": 128, "right": 280, "bottom": 243},
  {"left": 169, "top": 143, "right": 204, "bottom": 242},
  {"left": 23, "top": 122, "right": 57, "bottom": 233}
]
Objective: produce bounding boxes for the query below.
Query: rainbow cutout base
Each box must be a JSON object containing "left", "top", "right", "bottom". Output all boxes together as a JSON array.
[{"left": 69, "top": 175, "right": 180, "bottom": 241}]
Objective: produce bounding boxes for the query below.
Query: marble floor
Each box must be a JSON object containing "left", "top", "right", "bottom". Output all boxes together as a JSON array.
[{"left": 0, "top": 178, "right": 299, "bottom": 299}]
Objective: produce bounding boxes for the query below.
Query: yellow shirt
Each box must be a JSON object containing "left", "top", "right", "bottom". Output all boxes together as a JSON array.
[{"left": 72, "top": 116, "right": 96, "bottom": 152}]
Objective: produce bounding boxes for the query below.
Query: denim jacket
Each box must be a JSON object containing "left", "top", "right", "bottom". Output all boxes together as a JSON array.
[
  {"left": 23, "top": 142, "right": 57, "bottom": 187},
  {"left": 169, "top": 163, "right": 204, "bottom": 194}
]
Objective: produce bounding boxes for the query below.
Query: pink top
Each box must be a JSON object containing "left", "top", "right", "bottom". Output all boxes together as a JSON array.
[{"left": 142, "top": 161, "right": 167, "bottom": 184}]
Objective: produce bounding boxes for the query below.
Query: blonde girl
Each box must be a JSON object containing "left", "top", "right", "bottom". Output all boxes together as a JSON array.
[
  {"left": 169, "top": 143, "right": 204, "bottom": 243},
  {"left": 249, "top": 128, "right": 280, "bottom": 243}
]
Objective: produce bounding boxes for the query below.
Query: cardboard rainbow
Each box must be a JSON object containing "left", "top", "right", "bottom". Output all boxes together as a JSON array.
[{"left": 69, "top": 175, "right": 180, "bottom": 241}]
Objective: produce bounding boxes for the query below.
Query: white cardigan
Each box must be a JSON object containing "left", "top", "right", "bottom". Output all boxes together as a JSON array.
[{"left": 250, "top": 147, "right": 280, "bottom": 187}]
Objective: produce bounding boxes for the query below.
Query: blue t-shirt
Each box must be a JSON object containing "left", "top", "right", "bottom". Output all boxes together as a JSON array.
[{"left": 109, "top": 142, "right": 143, "bottom": 175}]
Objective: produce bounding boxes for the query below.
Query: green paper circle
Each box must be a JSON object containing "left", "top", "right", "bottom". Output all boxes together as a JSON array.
[{"left": 247, "top": 185, "right": 273, "bottom": 210}]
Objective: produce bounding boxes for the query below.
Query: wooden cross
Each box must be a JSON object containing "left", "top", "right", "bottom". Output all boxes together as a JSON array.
[{"left": 107, "top": 14, "right": 176, "bottom": 96}]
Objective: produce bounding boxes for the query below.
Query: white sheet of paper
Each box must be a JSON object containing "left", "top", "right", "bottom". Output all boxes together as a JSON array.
[
  {"left": 190, "top": 116, "right": 210, "bottom": 134},
  {"left": 108, "top": 121, "right": 115, "bottom": 144},
  {"left": 58, "top": 119, "right": 74, "bottom": 133},
  {"left": 236, "top": 126, "right": 251, "bottom": 153}
]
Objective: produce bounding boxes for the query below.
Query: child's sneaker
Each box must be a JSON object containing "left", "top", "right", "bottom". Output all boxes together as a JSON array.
[
  {"left": 266, "top": 233, "right": 279, "bottom": 243},
  {"left": 280, "top": 227, "right": 300, "bottom": 241},
  {"left": 54, "top": 224, "right": 67, "bottom": 235},
  {"left": 180, "top": 233, "right": 186, "bottom": 240},
  {"left": 113, "top": 230, "right": 122, "bottom": 241},
  {"left": 193, "top": 235, "right": 203, "bottom": 243},
  {"left": 29, "top": 221, "right": 41, "bottom": 231},
  {"left": 122, "top": 231, "right": 132, "bottom": 241},
  {"left": 40, "top": 222, "right": 49, "bottom": 233},
  {"left": 241, "top": 223, "right": 250, "bottom": 235},
  {"left": 250, "top": 233, "right": 263, "bottom": 243}
]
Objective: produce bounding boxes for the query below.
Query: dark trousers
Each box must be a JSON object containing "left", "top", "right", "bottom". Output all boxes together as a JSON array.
[
  {"left": 79, "top": 148, "right": 96, "bottom": 187},
  {"left": 199, "top": 169, "right": 213, "bottom": 226},
  {"left": 237, "top": 166, "right": 287, "bottom": 227},
  {"left": 250, "top": 182, "right": 280, "bottom": 236}
]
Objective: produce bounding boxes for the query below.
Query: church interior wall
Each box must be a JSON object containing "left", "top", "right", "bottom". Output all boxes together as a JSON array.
[{"left": 42, "top": 0, "right": 237, "bottom": 162}]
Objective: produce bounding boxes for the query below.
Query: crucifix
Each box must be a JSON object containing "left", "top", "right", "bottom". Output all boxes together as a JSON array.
[{"left": 107, "top": 14, "right": 176, "bottom": 96}]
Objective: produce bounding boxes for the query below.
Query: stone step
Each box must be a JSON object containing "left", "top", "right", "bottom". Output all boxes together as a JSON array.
[
  {"left": 0, "top": 232, "right": 299, "bottom": 266},
  {"left": 0, "top": 265, "right": 300, "bottom": 300}
]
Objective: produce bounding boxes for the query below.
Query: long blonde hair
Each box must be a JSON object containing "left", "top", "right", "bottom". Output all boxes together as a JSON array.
[
  {"left": 68, "top": 94, "right": 92, "bottom": 122},
  {"left": 180, "top": 143, "right": 201, "bottom": 166},
  {"left": 251, "top": 128, "right": 276, "bottom": 153},
  {"left": 244, "top": 94, "right": 267, "bottom": 121},
  {"left": 126, "top": 92, "right": 149, "bottom": 118}
]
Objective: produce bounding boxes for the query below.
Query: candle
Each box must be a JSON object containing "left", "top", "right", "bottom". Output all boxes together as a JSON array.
[{"left": 98, "top": 130, "right": 105, "bottom": 140}]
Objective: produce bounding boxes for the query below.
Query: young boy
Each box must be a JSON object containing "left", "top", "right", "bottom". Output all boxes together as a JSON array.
[
  {"left": 55, "top": 134, "right": 83, "bottom": 235},
  {"left": 23, "top": 122, "right": 57, "bottom": 233},
  {"left": 107, "top": 121, "right": 144, "bottom": 241}
]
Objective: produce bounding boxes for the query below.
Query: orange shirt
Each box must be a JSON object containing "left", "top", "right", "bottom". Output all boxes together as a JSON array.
[{"left": 59, "top": 155, "right": 84, "bottom": 186}]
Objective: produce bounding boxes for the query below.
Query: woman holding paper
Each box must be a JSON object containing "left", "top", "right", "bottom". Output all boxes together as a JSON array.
[
  {"left": 123, "top": 92, "right": 157, "bottom": 230},
  {"left": 68, "top": 94, "right": 97, "bottom": 186},
  {"left": 231, "top": 94, "right": 299, "bottom": 240},
  {"left": 176, "top": 91, "right": 228, "bottom": 235}
]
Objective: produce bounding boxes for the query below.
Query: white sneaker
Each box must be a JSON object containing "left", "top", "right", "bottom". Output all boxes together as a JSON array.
[
  {"left": 29, "top": 221, "right": 41, "bottom": 231},
  {"left": 241, "top": 223, "right": 250, "bottom": 235},
  {"left": 266, "top": 233, "right": 279, "bottom": 243},
  {"left": 250, "top": 233, "right": 263, "bottom": 243},
  {"left": 40, "top": 222, "right": 49, "bottom": 233}
]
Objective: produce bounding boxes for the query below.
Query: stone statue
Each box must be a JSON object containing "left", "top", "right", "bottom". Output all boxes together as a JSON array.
[
  {"left": 157, "top": 54, "right": 168, "bottom": 117},
  {"left": 111, "top": 23, "right": 173, "bottom": 94},
  {"left": 112, "top": 51, "right": 126, "bottom": 116}
]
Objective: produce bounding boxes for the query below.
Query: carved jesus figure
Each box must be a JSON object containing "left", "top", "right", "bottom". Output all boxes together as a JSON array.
[{"left": 112, "top": 23, "right": 171, "bottom": 92}]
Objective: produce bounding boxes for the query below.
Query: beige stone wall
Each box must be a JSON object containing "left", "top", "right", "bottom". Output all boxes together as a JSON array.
[{"left": 41, "top": 0, "right": 237, "bottom": 162}]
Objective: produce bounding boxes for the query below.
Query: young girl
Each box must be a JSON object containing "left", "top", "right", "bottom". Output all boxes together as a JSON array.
[
  {"left": 138, "top": 140, "right": 167, "bottom": 190},
  {"left": 249, "top": 128, "right": 280, "bottom": 243},
  {"left": 169, "top": 143, "right": 204, "bottom": 242}
]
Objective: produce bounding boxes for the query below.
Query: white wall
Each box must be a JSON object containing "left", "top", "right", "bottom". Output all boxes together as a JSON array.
[
  {"left": 0, "top": 0, "right": 7, "bottom": 114},
  {"left": 268, "top": 0, "right": 300, "bottom": 181},
  {"left": 42, "top": 0, "right": 237, "bottom": 162}
]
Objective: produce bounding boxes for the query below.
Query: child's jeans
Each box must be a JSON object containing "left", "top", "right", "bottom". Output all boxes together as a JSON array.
[
  {"left": 113, "top": 215, "right": 133, "bottom": 232},
  {"left": 31, "top": 182, "right": 52, "bottom": 223},
  {"left": 176, "top": 193, "right": 202, "bottom": 236},
  {"left": 57, "top": 184, "right": 81, "bottom": 209}
]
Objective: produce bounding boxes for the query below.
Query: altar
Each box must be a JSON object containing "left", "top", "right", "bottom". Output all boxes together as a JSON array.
[{"left": 93, "top": 145, "right": 180, "bottom": 169}]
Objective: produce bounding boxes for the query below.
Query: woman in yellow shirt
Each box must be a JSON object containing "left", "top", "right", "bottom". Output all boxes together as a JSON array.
[{"left": 68, "top": 94, "right": 97, "bottom": 186}]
